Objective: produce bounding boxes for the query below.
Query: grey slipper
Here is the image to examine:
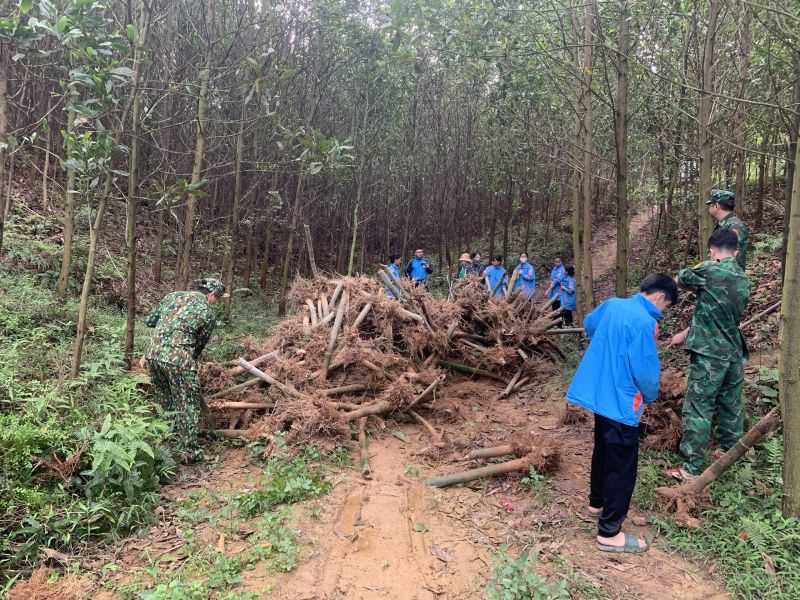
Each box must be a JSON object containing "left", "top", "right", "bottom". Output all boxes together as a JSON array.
[
  {"left": 587, "top": 508, "right": 602, "bottom": 519},
  {"left": 596, "top": 532, "right": 649, "bottom": 554}
]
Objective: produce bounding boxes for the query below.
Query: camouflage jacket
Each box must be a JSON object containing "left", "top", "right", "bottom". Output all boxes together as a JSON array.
[
  {"left": 714, "top": 213, "right": 748, "bottom": 270},
  {"left": 678, "top": 257, "right": 751, "bottom": 362},
  {"left": 145, "top": 291, "right": 216, "bottom": 370}
]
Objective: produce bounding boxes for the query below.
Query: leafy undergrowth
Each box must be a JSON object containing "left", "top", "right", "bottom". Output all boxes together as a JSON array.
[
  {"left": 634, "top": 437, "right": 800, "bottom": 599},
  {"left": 106, "top": 444, "right": 343, "bottom": 599},
  {"left": 0, "top": 212, "right": 280, "bottom": 587}
]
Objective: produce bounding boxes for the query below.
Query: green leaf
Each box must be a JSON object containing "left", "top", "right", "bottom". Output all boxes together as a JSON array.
[
  {"left": 126, "top": 23, "right": 138, "bottom": 42},
  {"left": 20, "top": 0, "right": 32, "bottom": 14},
  {"left": 245, "top": 56, "right": 259, "bottom": 70},
  {"left": 110, "top": 66, "right": 135, "bottom": 77}
]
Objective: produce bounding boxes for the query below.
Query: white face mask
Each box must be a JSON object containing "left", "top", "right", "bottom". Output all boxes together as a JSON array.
[{"left": 520, "top": 257, "right": 528, "bottom": 264}]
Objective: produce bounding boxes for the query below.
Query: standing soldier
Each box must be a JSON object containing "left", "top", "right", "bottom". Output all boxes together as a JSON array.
[
  {"left": 708, "top": 189, "right": 748, "bottom": 270},
  {"left": 145, "top": 278, "right": 225, "bottom": 464},
  {"left": 667, "top": 230, "right": 750, "bottom": 481}
]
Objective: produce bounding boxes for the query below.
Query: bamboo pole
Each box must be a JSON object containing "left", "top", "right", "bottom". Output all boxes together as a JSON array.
[
  {"left": 500, "top": 368, "right": 524, "bottom": 398},
  {"left": 208, "top": 377, "right": 261, "bottom": 400},
  {"left": 409, "top": 409, "right": 444, "bottom": 447},
  {"left": 740, "top": 301, "right": 781, "bottom": 330},
  {"left": 329, "top": 282, "right": 344, "bottom": 309},
  {"left": 465, "top": 445, "right": 514, "bottom": 460},
  {"left": 237, "top": 358, "right": 306, "bottom": 399},
  {"left": 228, "top": 349, "right": 281, "bottom": 376},
  {"left": 322, "top": 290, "right": 349, "bottom": 379},
  {"left": 424, "top": 453, "right": 536, "bottom": 488},
  {"left": 214, "top": 429, "right": 250, "bottom": 440},
  {"left": 352, "top": 302, "right": 373, "bottom": 329},
  {"left": 343, "top": 401, "right": 393, "bottom": 422},
  {"left": 438, "top": 359, "right": 504, "bottom": 381},
  {"left": 378, "top": 269, "right": 403, "bottom": 300},
  {"left": 216, "top": 401, "right": 273, "bottom": 410},
  {"left": 543, "top": 327, "right": 585, "bottom": 335},
  {"left": 305, "top": 299, "right": 318, "bottom": 327},
  {"left": 406, "top": 375, "right": 445, "bottom": 411},
  {"left": 322, "top": 383, "right": 367, "bottom": 396},
  {"left": 504, "top": 268, "right": 520, "bottom": 301},
  {"left": 361, "top": 359, "right": 398, "bottom": 381},
  {"left": 320, "top": 293, "right": 330, "bottom": 317},
  {"left": 359, "top": 417, "right": 372, "bottom": 479}
]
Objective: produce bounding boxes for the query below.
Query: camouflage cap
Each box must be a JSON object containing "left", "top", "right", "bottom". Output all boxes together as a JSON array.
[
  {"left": 707, "top": 189, "right": 735, "bottom": 209},
  {"left": 195, "top": 277, "right": 226, "bottom": 297}
]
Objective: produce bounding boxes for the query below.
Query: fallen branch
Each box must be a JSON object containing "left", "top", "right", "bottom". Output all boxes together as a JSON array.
[
  {"left": 741, "top": 301, "right": 781, "bottom": 330},
  {"left": 228, "top": 349, "right": 281, "bottom": 376},
  {"left": 322, "top": 290, "right": 349, "bottom": 378},
  {"left": 465, "top": 445, "right": 514, "bottom": 460},
  {"left": 406, "top": 375, "right": 446, "bottom": 411},
  {"left": 438, "top": 359, "right": 504, "bottom": 381},
  {"left": 543, "top": 327, "right": 585, "bottom": 335},
  {"left": 499, "top": 368, "right": 524, "bottom": 398},
  {"left": 322, "top": 383, "right": 367, "bottom": 396},
  {"left": 342, "top": 401, "right": 393, "bottom": 422},
  {"left": 359, "top": 417, "right": 372, "bottom": 479}
]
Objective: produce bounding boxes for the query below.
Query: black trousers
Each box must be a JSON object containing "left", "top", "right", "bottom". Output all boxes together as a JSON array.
[
  {"left": 563, "top": 310, "right": 574, "bottom": 327},
  {"left": 589, "top": 414, "right": 640, "bottom": 538}
]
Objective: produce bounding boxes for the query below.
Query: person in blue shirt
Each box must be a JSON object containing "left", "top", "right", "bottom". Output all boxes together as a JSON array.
[
  {"left": 566, "top": 273, "right": 677, "bottom": 554},
  {"left": 483, "top": 254, "right": 507, "bottom": 297},
  {"left": 559, "top": 265, "right": 577, "bottom": 326},
  {"left": 513, "top": 252, "right": 536, "bottom": 299},
  {"left": 544, "top": 254, "right": 566, "bottom": 309},
  {"left": 405, "top": 248, "right": 433, "bottom": 286},
  {"left": 385, "top": 253, "right": 402, "bottom": 298}
]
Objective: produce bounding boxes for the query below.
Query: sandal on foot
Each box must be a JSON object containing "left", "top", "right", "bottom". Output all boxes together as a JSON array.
[
  {"left": 664, "top": 467, "right": 697, "bottom": 482},
  {"left": 586, "top": 507, "right": 602, "bottom": 519},
  {"left": 596, "top": 532, "right": 649, "bottom": 554}
]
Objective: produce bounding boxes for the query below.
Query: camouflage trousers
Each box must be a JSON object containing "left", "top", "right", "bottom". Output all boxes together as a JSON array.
[
  {"left": 680, "top": 352, "right": 744, "bottom": 475},
  {"left": 147, "top": 359, "right": 204, "bottom": 463}
]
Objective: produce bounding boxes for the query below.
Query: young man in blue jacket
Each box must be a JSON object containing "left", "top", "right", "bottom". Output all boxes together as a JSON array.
[
  {"left": 405, "top": 248, "right": 434, "bottom": 285},
  {"left": 566, "top": 273, "right": 677, "bottom": 553}
]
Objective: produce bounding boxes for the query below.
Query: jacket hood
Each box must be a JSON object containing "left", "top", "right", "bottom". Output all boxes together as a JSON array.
[{"left": 635, "top": 293, "right": 664, "bottom": 321}]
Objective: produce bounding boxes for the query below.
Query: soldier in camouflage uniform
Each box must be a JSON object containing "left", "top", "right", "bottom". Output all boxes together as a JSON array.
[
  {"left": 708, "top": 189, "right": 748, "bottom": 270},
  {"left": 668, "top": 230, "right": 750, "bottom": 480},
  {"left": 145, "top": 278, "right": 225, "bottom": 463}
]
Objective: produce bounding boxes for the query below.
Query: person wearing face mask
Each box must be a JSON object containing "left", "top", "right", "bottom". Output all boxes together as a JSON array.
[
  {"left": 566, "top": 273, "right": 677, "bottom": 554},
  {"left": 513, "top": 252, "right": 536, "bottom": 299}
]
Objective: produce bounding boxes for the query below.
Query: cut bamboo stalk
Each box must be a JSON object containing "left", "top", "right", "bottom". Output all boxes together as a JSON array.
[
  {"left": 541, "top": 296, "right": 558, "bottom": 311},
  {"left": 208, "top": 377, "right": 261, "bottom": 400},
  {"left": 490, "top": 272, "right": 508, "bottom": 296},
  {"left": 343, "top": 401, "right": 393, "bottom": 422},
  {"left": 361, "top": 359, "right": 398, "bottom": 381},
  {"left": 334, "top": 401, "right": 361, "bottom": 411},
  {"left": 359, "top": 417, "right": 372, "bottom": 479},
  {"left": 406, "top": 375, "right": 445, "bottom": 411},
  {"left": 542, "top": 318, "right": 563, "bottom": 331},
  {"left": 513, "top": 376, "right": 530, "bottom": 391},
  {"left": 544, "top": 307, "right": 564, "bottom": 321},
  {"left": 378, "top": 269, "right": 403, "bottom": 300},
  {"left": 228, "top": 349, "right": 281, "bottom": 376},
  {"left": 320, "top": 293, "right": 330, "bottom": 317},
  {"left": 462, "top": 339, "right": 489, "bottom": 353},
  {"left": 216, "top": 401, "right": 273, "bottom": 410},
  {"left": 500, "top": 368, "right": 524, "bottom": 398},
  {"left": 740, "top": 301, "right": 781, "bottom": 329},
  {"left": 504, "top": 268, "right": 520, "bottom": 301},
  {"left": 329, "top": 282, "right": 344, "bottom": 309},
  {"left": 238, "top": 358, "right": 306, "bottom": 399},
  {"left": 543, "top": 327, "right": 585, "bottom": 335},
  {"left": 315, "top": 311, "right": 336, "bottom": 329},
  {"left": 322, "top": 383, "right": 367, "bottom": 396},
  {"left": 382, "top": 263, "right": 406, "bottom": 294},
  {"left": 416, "top": 298, "right": 436, "bottom": 333},
  {"left": 408, "top": 409, "right": 444, "bottom": 447},
  {"left": 317, "top": 298, "right": 323, "bottom": 320},
  {"left": 517, "top": 348, "right": 530, "bottom": 360},
  {"left": 438, "top": 359, "right": 504, "bottom": 381},
  {"left": 424, "top": 453, "right": 537, "bottom": 488},
  {"left": 352, "top": 302, "right": 373, "bottom": 329},
  {"left": 302, "top": 312, "right": 311, "bottom": 337},
  {"left": 465, "top": 445, "right": 514, "bottom": 460},
  {"left": 305, "top": 299, "right": 318, "bottom": 327},
  {"left": 322, "top": 290, "right": 349, "bottom": 379}
]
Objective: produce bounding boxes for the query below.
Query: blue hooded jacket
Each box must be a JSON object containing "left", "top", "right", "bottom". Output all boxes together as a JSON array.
[
  {"left": 547, "top": 264, "right": 565, "bottom": 299},
  {"left": 405, "top": 257, "right": 433, "bottom": 282},
  {"left": 484, "top": 265, "right": 507, "bottom": 297},
  {"left": 566, "top": 294, "right": 662, "bottom": 426}
]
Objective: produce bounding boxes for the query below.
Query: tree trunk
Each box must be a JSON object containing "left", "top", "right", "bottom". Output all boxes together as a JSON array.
[
  {"left": 41, "top": 110, "right": 52, "bottom": 212},
  {"left": 580, "top": 0, "right": 597, "bottom": 310},
  {"left": 0, "top": 42, "right": 7, "bottom": 254},
  {"left": 781, "top": 52, "right": 800, "bottom": 282},
  {"left": 242, "top": 220, "right": 254, "bottom": 289},
  {"left": 224, "top": 92, "right": 248, "bottom": 317},
  {"left": 570, "top": 2, "right": 584, "bottom": 320},
  {"left": 733, "top": 0, "right": 750, "bottom": 214},
  {"left": 177, "top": 0, "right": 214, "bottom": 290},
  {"left": 697, "top": 0, "right": 720, "bottom": 255},
  {"left": 56, "top": 107, "right": 77, "bottom": 299},
  {"left": 278, "top": 164, "right": 306, "bottom": 315},
  {"left": 613, "top": 0, "right": 630, "bottom": 298},
  {"left": 780, "top": 135, "right": 800, "bottom": 518},
  {"left": 123, "top": 0, "right": 151, "bottom": 367}
]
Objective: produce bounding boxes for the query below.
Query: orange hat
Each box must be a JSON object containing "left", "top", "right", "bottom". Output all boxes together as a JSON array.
[{"left": 459, "top": 253, "right": 472, "bottom": 262}]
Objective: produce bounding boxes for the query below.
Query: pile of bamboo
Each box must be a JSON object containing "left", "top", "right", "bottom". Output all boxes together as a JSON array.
[{"left": 205, "top": 271, "right": 569, "bottom": 455}]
